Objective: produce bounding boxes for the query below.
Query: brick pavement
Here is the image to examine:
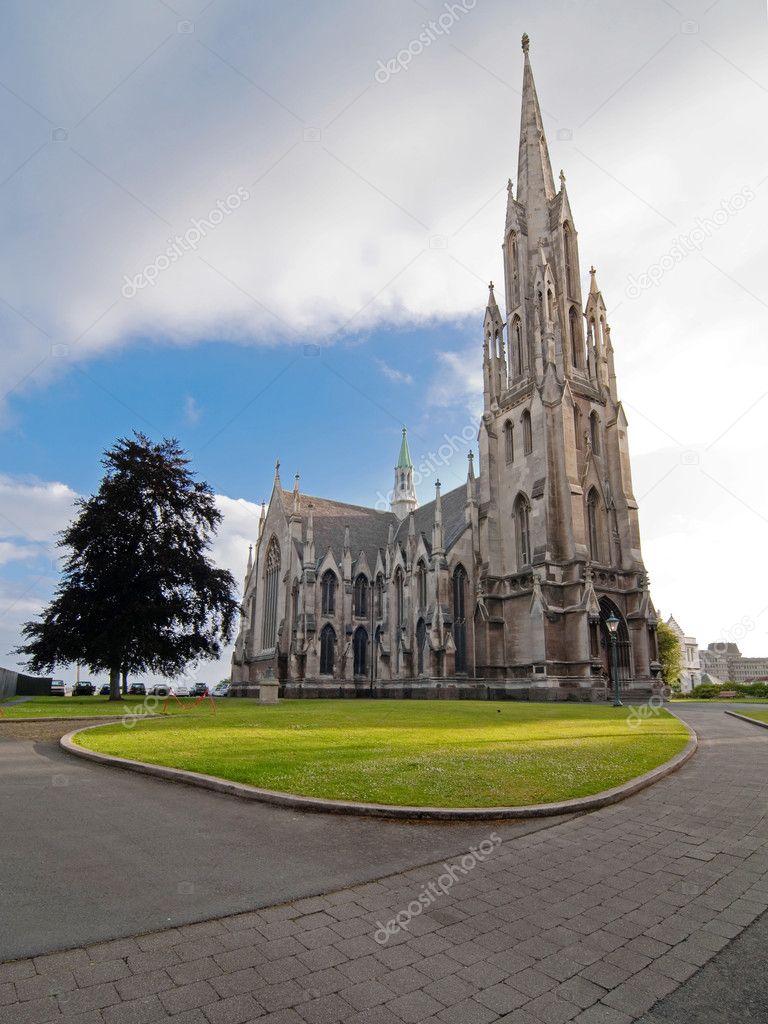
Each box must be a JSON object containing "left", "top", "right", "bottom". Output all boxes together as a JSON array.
[{"left": 2, "top": 704, "right": 767, "bottom": 1024}]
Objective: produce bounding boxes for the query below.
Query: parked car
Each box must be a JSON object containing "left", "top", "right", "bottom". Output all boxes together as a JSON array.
[
  {"left": 50, "top": 679, "right": 66, "bottom": 696},
  {"left": 72, "top": 681, "right": 95, "bottom": 696},
  {"left": 99, "top": 684, "right": 111, "bottom": 696},
  {"left": 190, "top": 682, "right": 209, "bottom": 697},
  {"left": 211, "top": 682, "right": 229, "bottom": 698},
  {"left": 173, "top": 684, "right": 190, "bottom": 697},
  {"left": 148, "top": 683, "right": 172, "bottom": 697},
  {"left": 128, "top": 682, "right": 146, "bottom": 696}
]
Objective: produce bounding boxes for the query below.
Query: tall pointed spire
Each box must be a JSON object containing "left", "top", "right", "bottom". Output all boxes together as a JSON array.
[
  {"left": 516, "top": 34, "right": 556, "bottom": 241},
  {"left": 397, "top": 426, "right": 413, "bottom": 469},
  {"left": 432, "top": 479, "right": 445, "bottom": 556},
  {"left": 391, "top": 426, "right": 417, "bottom": 520}
]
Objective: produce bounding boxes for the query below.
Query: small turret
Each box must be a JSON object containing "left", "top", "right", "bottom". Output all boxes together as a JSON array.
[{"left": 390, "top": 426, "right": 418, "bottom": 520}]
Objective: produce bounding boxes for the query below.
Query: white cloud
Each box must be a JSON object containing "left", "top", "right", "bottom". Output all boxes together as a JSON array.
[
  {"left": 376, "top": 360, "right": 413, "bottom": 385},
  {"left": 427, "top": 347, "right": 484, "bottom": 419},
  {"left": 184, "top": 395, "right": 201, "bottom": 425}
]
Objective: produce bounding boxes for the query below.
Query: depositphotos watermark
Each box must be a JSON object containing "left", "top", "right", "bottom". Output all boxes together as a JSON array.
[
  {"left": 374, "top": 423, "right": 477, "bottom": 511},
  {"left": 627, "top": 687, "right": 671, "bottom": 730},
  {"left": 625, "top": 186, "right": 755, "bottom": 298},
  {"left": 374, "top": 833, "right": 501, "bottom": 944},
  {"left": 121, "top": 187, "right": 251, "bottom": 297},
  {"left": 375, "top": 0, "right": 477, "bottom": 83}
]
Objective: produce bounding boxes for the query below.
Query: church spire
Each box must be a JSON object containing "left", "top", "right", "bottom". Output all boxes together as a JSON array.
[
  {"left": 432, "top": 479, "right": 445, "bottom": 556},
  {"left": 391, "top": 426, "right": 418, "bottom": 520},
  {"left": 516, "top": 34, "right": 556, "bottom": 239}
]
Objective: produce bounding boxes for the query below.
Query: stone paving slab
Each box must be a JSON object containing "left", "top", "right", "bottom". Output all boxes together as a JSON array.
[{"left": 3, "top": 705, "right": 767, "bottom": 1023}]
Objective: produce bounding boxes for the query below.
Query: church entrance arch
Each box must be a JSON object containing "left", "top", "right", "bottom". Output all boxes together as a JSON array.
[{"left": 598, "top": 597, "right": 632, "bottom": 696}]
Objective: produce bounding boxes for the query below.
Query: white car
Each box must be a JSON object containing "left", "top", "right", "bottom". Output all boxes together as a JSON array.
[
  {"left": 211, "top": 682, "right": 229, "bottom": 698},
  {"left": 173, "top": 684, "right": 190, "bottom": 697}
]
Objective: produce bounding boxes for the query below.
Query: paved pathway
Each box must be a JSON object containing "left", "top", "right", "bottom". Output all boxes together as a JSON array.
[
  {"left": 2, "top": 704, "right": 767, "bottom": 1024},
  {"left": 0, "top": 724, "right": 566, "bottom": 960}
]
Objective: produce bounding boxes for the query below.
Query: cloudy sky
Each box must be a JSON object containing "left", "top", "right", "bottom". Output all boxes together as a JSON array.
[{"left": 1, "top": 0, "right": 766, "bottom": 683}]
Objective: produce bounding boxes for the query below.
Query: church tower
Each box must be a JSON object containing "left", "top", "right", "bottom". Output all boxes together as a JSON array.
[
  {"left": 391, "top": 427, "right": 417, "bottom": 520},
  {"left": 475, "top": 33, "right": 659, "bottom": 693}
]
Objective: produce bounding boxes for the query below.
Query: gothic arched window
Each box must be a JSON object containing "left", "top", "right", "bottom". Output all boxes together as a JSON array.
[
  {"left": 353, "top": 626, "right": 368, "bottom": 676},
  {"left": 590, "top": 411, "right": 601, "bottom": 455},
  {"left": 320, "top": 623, "right": 336, "bottom": 675},
  {"left": 508, "top": 231, "right": 519, "bottom": 308},
  {"left": 563, "top": 222, "right": 574, "bottom": 296},
  {"left": 504, "top": 420, "right": 514, "bottom": 464},
  {"left": 587, "top": 488, "right": 601, "bottom": 562},
  {"left": 416, "top": 618, "right": 426, "bottom": 675},
  {"left": 416, "top": 561, "right": 428, "bottom": 610},
  {"left": 514, "top": 494, "right": 531, "bottom": 569},
  {"left": 547, "top": 288, "right": 554, "bottom": 323},
  {"left": 568, "top": 306, "right": 580, "bottom": 367},
  {"left": 321, "top": 569, "right": 337, "bottom": 616},
  {"left": 452, "top": 565, "right": 468, "bottom": 673},
  {"left": 261, "top": 537, "right": 280, "bottom": 648},
  {"left": 522, "top": 410, "right": 533, "bottom": 456},
  {"left": 353, "top": 574, "right": 368, "bottom": 618},
  {"left": 512, "top": 317, "right": 523, "bottom": 377},
  {"left": 375, "top": 573, "right": 384, "bottom": 619},
  {"left": 394, "top": 567, "right": 405, "bottom": 627}
]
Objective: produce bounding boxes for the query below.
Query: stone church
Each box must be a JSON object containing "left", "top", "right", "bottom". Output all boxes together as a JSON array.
[{"left": 230, "top": 36, "right": 662, "bottom": 700}]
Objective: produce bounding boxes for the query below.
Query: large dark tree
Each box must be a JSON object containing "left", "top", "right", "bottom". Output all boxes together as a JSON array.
[{"left": 17, "top": 434, "right": 239, "bottom": 700}]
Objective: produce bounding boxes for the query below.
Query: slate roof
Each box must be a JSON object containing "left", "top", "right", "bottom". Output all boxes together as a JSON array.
[{"left": 280, "top": 481, "right": 473, "bottom": 571}]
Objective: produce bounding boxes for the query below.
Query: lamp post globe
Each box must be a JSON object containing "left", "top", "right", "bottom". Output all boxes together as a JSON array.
[{"left": 605, "top": 612, "right": 623, "bottom": 707}]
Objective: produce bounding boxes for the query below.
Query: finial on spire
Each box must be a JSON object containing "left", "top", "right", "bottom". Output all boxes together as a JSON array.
[
  {"left": 507, "top": 177, "right": 513, "bottom": 193},
  {"left": 274, "top": 459, "right": 281, "bottom": 483},
  {"left": 293, "top": 472, "right": 300, "bottom": 489},
  {"left": 521, "top": 32, "right": 530, "bottom": 54},
  {"left": 589, "top": 266, "right": 598, "bottom": 294},
  {"left": 559, "top": 169, "right": 565, "bottom": 188}
]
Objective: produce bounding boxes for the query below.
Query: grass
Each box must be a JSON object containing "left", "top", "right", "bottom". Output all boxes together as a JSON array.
[
  {"left": 73, "top": 699, "right": 690, "bottom": 808},
  {"left": 731, "top": 710, "right": 768, "bottom": 725},
  {"left": 0, "top": 695, "right": 207, "bottom": 718}
]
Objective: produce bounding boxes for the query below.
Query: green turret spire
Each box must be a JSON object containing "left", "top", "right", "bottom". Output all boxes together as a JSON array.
[{"left": 396, "top": 426, "right": 413, "bottom": 469}]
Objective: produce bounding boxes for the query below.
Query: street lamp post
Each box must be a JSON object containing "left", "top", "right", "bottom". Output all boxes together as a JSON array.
[{"left": 606, "top": 612, "right": 623, "bottom": 707}]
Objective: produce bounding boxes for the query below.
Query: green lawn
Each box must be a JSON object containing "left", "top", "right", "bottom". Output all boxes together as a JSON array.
[
  {"left": 0, "top": 695, "right": 206, "bottom": 718},
  {"left": 73, "top": 699, "right": 690, "bottom": 808},
  {"left": 733, "top": 710, "right": 768, "bottom": 725}
]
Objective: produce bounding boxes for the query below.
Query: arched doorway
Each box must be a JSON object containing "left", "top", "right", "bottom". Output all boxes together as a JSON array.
[
  {"left": 353, "top": 626, "right": 368, "bottom": 677},
  {"left": 416, "top": 619, "right": 426, "bottom": 676},
  {"left": 598, "top": 598, "right": 632, "bottom": 695}
]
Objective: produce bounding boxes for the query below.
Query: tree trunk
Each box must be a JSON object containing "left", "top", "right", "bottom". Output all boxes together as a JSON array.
[
  {"left": 121, "top": 668, "right": 128, "bottom": 695},
  {"left": 108, "top": 665, "right": 122, "bottom": 701}
]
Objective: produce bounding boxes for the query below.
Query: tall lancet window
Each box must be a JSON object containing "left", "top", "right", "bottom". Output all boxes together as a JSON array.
[
  {"left": 587, "top": 488, "right": 601, "bottom": 562},
  {"left": 353, "top": 574, "right": 368, "bottom": 618},
  {"left": 512, "top": 317, "right": 524, "bottom": 376},
  {"left": 320, "top": 623, "right": 335, "bottom": 675},
  {"left": 261, "top": 537, "right": 280, "bottom": 648},
  {"left": 416, "top": 561, "right": 428, "bottom": 610},
  {"left": 505, "top": 420, "right": 514, "bottom": 464},
  {"left": 568, "top": 306, "right": 580, "bottom": 367},
  {"left": 563, "top": 222, "right": 574, "bottom": 296},
  {"left": 321, "top": 570, "right": 336, "bottom": 616},
  {"left": 509, "top": 232, "right": 520, "bottom": 307},
  {"left": 394, "top": 567, "right": 405, "bottom": 627},
  {"left": 522, "top": 410, "right": 533, "bottom": 455},
  {"left": 453, "top": 565, "right": 468, "bottom": 673},
  {"left": 514, "top": 494, "right": 531, "bottom": 569},
  {"left": 375, "top": 573, "right": 384, "bottom": 618}
]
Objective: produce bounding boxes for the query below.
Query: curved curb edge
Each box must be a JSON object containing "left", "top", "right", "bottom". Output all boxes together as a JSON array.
[
  {"left": 0, "top": 714, "right": 162, "bottom": 725},
  {"left": 724, "top": 709, "right": 768, "bottom": 730},
  {"left": 60, "top": 715, "right": 698, "bottom": 821}
]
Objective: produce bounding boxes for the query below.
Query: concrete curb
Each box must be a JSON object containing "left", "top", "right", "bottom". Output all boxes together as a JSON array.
[
  {"left": 61, "top": 714, "right": 698, "bottom": 821},
  {"left": 724, "top": 709, "right": 768, "bottom": 731}
]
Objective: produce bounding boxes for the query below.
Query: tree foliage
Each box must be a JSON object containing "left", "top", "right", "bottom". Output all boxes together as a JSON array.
[
  {"left": 657, "top": 620, "right": 683, "bottom": 686},
  {"left": 17, "top": 434, "right": 238, "bottom": 699}
]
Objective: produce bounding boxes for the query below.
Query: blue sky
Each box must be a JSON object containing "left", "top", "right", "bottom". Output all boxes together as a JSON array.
[{"left": 1, "top": 0, "right": 767, "bottom": 680}]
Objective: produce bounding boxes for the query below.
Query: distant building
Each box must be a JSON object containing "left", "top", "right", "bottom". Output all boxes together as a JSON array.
[
  {"left": 699, "top": 643, "right": 768, "bottom": 684},
  {"left": 665, "top": 615, "right": 701, "bottom": 693}
]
